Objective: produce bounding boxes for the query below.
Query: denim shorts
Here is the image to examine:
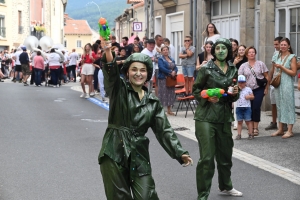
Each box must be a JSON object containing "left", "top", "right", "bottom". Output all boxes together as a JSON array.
[
  {"left": 236, "top": 107, "right": 252, "bottom": 121},
  {"left": 182, "top": 65, "right": 195, "bottom": 77}
]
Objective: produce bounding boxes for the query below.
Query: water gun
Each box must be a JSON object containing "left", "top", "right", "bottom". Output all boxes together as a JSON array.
[
  {"left": 200, "top": 88, "right": 227, "bottom": 99},
  {"left": 98, "top": 17, "right": 111, "bottom": 41}
]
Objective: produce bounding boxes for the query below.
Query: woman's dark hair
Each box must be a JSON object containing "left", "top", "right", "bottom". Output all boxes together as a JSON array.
[
  {"left": 203, "top": 41, "right": 214, "bottom": 61},
  {"left": 205, "top": 23, "right": 220, "bottom": 37},
  {"left": 211, "top": 38, "right": 232, "bottom": 62},
  {"left": 245, "top": 46, "right": 257, "bottom": 58},
  {"left": 50, "top": 48, "right": 55, "bottom": 53},
  {"left": 37, "top": 51, "right": 41, "bottom": 56},
  {"left": 230, "top": 38, "right": 239, "bottom": 58},
  {"left": 92, "top": 43, "right": 99, "bottom": 54},
  {"left": 132, "top": 44, "right": 140, "bottom": 53},
  {"left": 280, "top": 38, "right": 293, "bottom": 54}
]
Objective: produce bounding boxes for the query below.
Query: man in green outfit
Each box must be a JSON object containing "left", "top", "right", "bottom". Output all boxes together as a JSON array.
[
  {"left": 98, "top": 41, "right": 193, "bottom": 200},
  {"left": 193, "top": 38, "right": 243, "bottom": 200}
]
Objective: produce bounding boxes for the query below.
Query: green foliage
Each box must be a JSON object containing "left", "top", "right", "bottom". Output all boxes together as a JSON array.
[{"left": 66, "top": 0, "right": 129, "bottom": 32}]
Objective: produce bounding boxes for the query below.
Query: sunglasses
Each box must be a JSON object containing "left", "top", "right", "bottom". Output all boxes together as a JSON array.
[{"left": 184, "top": 40, "right": 190, "bottom": 42}]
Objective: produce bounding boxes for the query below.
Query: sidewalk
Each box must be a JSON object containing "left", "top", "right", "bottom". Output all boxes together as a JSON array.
[{"left": 70, "top": 82, "right": 300, "bottom": 186}]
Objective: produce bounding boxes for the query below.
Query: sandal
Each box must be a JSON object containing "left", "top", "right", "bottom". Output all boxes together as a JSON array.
[
  {"left": 235, "top": 135, "right": 241, "bottom": 140},
  {"left": 247, "top": 134, "right": 254, "bottom": 140},
  {"left": 253, "top": 128, "right": 259, "bottom": 136},
  {"left": 271, "top": 130, "right": 284, "bottom": 137},
  {"left": 167, "top": 111, "right": 175, "bottom": 116},
  {"left": 282, "top": 131, "right": 294, "bottom": 139}
]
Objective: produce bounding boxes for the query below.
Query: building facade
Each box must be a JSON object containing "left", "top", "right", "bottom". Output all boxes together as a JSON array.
[{"left": 0, "top": 0, "right": 67, "bottom": 51}]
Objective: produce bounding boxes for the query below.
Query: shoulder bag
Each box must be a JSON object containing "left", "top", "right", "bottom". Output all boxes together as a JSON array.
[
  {"left": 270, "top": 55, "right": 289, "bottom": 88},
  {"left": 166, "top": 76, "right": 177, "bottom": 87},
  {"left": 248, "top": 63, "right": 267, "bottom": 87}
]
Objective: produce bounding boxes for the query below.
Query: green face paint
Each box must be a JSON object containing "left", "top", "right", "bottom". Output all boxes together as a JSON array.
[{"left": 215, "top": 44, "right": 228, "bottom": 62}]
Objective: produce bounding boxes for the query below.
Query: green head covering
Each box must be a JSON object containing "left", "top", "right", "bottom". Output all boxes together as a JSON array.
[
  {"left": 121, "top": 53, "right": 153, "bottom": 82},
  {"left": 211, "top": 38, "right": 233, "bottom": 62}
]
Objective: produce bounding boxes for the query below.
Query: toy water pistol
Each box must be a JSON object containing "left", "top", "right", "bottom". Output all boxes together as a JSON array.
[
  {"left": 98, "top": 17, "right": 111, "bottom": 41},
  {"left": 200, "top": 88, "right": 227, "bottom": 99}
]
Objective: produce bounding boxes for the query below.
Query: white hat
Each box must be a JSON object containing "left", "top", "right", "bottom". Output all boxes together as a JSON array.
[{"left": 238, "top": 75, "right": 246, "bottom": 82}]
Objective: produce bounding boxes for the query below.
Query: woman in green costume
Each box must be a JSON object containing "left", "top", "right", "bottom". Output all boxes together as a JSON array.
[
  {"left": 192, "top": 38, "right": 243, "bottom": 200},
  {"left": 98, "top": 41, "right": 193, "bottom": 200}
]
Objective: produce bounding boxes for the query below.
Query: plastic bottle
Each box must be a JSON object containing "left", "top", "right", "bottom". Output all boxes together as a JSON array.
[{"left": 227, "top": 79, "right": 236, "bottom": 95}]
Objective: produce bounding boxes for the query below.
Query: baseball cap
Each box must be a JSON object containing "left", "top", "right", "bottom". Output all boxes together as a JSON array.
[
  {"left": 21, "top": 46, "right": 27, "bottom": 51},
  {"left": 238, "top": 75, "right": 246, "bottom": 82},
  {"left": 146, "top": 39, "right": 155, "bottom": 44}
]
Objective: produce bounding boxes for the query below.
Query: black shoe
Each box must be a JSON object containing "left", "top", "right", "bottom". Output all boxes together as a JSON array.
[
  {"left": 0, "top": 79, "right": 4, "bottom": 82},
  {"left": 265, "top": 122, "right": 277, "bottom": 130}
]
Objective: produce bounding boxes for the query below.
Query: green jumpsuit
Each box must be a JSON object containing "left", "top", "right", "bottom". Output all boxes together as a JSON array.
[
  {"left": 192, "top": 60, "right": 239, "bottom": 200},
  {"left": 98, "top": 53, "right": 189, "bottom": 200}
]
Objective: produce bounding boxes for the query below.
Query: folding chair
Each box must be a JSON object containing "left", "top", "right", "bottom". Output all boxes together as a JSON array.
[
  {"left": 175, "top": 95, "right": 196, "bottom": 118},
  {"left": 175, "top": 74, "right": 184, "bottom": 88}
]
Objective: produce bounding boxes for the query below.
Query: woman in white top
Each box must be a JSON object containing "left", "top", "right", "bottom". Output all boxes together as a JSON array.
[
  {"left": 201, "top": 23, "right": 221, "bottom": 51},
  {"left": 48, "top": 48, "right": 62, "bottom": 88}
]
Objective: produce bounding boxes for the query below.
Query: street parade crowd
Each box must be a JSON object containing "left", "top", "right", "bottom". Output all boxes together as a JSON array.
[{"left": 1, "top": 22, "right": 300, "bottom": 200}]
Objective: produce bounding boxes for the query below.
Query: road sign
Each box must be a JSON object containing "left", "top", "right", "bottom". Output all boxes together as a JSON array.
[{"left": 133, "top": 22, "right": 142, "bottom": 32}]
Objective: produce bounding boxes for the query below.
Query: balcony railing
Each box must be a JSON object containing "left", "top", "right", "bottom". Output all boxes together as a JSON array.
[
  {"left": 18, "top": 26, "right": 23, "bottom": 34},
  {"left": 0, "top": 0, "right": 5, "bottom": 4},
  {"left": 157, "top": 0, "right": 177, "bottom": 7},
  {"left": 0, "top": 27, "right": 6, "bottom": 38}
]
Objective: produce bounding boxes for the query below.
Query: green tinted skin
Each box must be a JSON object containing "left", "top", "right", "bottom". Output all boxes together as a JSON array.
[{"left": 215, "top": 44, "right": 228, "bottom": 67}]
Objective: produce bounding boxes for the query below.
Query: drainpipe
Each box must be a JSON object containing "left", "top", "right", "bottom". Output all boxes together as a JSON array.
[
  {"left": 145, "top": 0, "right": 149, "bottom": 37},
  {"left": 189, "top": 0, "right": 193, "bottom": 37},
  {"left": 193, "top": 0, "right": 197, "bottom": 48},
  {"left": 150, "top": 0, "right": 154, "bottom": 38}
]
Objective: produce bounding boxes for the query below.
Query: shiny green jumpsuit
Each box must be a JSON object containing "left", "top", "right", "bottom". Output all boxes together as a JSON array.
[
  {"left": 192, "top": 60, "right": 239, "bottom": 200},
  {"left": 98, "top": 54, "right": 189, "bottom": 200}
]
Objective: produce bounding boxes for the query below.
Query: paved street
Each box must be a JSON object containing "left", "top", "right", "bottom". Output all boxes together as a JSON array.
[{"left": 0, "top": 80, "right": 300, "bottom": 200}]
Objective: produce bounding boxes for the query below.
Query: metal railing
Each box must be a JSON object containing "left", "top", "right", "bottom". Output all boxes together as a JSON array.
[{"left": 0, "top": 27, "right": 6, "bottom": 38}]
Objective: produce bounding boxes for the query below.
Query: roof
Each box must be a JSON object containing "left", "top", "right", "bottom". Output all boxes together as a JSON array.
[
  {"left": 64, "top": 19, "right": 93, "bottom": 35},
  {"left": 127, "top": 0, "right": 143, "bottom": 3}
]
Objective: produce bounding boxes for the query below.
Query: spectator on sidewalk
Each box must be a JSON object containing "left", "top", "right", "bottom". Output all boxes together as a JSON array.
[
  {"left": 99, "top": 41, "right": 193, "bottom": 199},
  {"left": 19, "top": 47, "right": 31, "bottom": 86},
  {"left": 132, "top": 44, "right": 141, "bottom": 54},
  {"left": 235, "top": 75, "right": 255, "bottom": 140},
  {"left": 133, "top": 37, "right": 143, "bottom": 52},
  {"left": 116, "top": 47, "right": 128, "bottom": 73},
  {"left": 163, "top": 38, "right": 175, "bottom": 60},
  {"left": 238, "top": 46, "right": 269, "bottom": 136},
  {"left": 193, "top": 38, "right": 242, "bottom": 199},
  {"left": 179, "top": 35, "right": 196, "bottom": 96},
  {"left": 68, "top": 49, "right": 79, "bottom": 82},
  {"left": 121, "top": 37, "right": 133, "bottom": 57},
  {"left": 201, "top": 23, "right": 221, "bottom": 51},
  {"left": 141, "top": 39, "right": 156, "bottom": 92},
  {"left": 111, "top": 36, "right": 120, "bottom": 51},
  {"left": 265, "top": 36, "right": 288, "bottom": 131},
  {"left": 13, "top": 47, "right": 23, "bottom": 83},
  {"left": 195, "top": 40, "right": 214, "bottom": 79},
  {"left": 33, "top": 51, "right": 45, "bottom": 86},
  {"left": 229, "top": 38, "right": 239, "bottom": 59},
  {"left": 153, "top": 34, "right": 164, "bottom": 96},
  {"left": 158, "top": 46, "right": 177, "bottom": 115},
  {"left": 271, "top": 38, "right": 297, "bottom": 139}
]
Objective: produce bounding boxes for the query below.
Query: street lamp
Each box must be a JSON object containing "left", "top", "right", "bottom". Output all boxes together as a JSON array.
[{"left": 85, "top": 1, "right": 102, "bottom": 16}]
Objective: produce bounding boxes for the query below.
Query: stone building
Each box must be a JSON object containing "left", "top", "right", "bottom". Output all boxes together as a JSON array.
[
  {"left": 146, "top": 0, "right": 300, "bottom": 110},
  {"left": 0, "top": 0, "right": 67, "bottom": 51}
]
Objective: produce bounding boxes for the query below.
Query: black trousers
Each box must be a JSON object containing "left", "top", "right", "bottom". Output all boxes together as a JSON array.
[
  {"left": 69, "top": 65, "right": 76, "bottom": 82},
  {"left": 30, "top": 67, "right": 35, "bottom": 84}
]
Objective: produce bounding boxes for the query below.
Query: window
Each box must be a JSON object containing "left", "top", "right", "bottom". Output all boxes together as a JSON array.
[
  {"left": 76, "top": 40, "right": 81, "bottom": 48},
  {"left": 0, "top": 15, "right": 5, "bottom": 38},
  {"left": 289, "top": 7, "right": 300, "bottom": 57},
  {"left": 212, "top": 0, "right": 240, "bottom": 16},
  {"left": 278, "top": 9, "right": 286, "bottom": 37},
  {"left": 18, "top": 11, "right": 23, "bottom": 34}
]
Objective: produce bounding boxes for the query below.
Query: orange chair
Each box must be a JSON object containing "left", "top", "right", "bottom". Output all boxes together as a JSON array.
[
  {"left": 175, "top": 74, "right": 184, "bottom": 88},
  {"left": 152, "top": 76, "right": 156, "bottom": 88},
  {"left": 175, "top": 95, "right": 196, "bottom": 118}
]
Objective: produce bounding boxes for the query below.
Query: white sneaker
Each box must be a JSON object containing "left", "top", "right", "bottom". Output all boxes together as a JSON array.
[
  {"left": 233, "top": 126, "right": 237, "bottom": 130},
  {"left": 219, "top": 188, "right": 243, "bottom": 197},
  {"left": 102, "top": 97, "right": 108, "bottom": 103},
  {"left": 57, "top": 84, "right": 60, "bottom": 88},
  {"left": 53, "top": 85, "right": 57, "bottom": 88},
  {"left": 80, "top": 93, "right": 86, "bottom": 98},
  {"left": 85, "top": 94, "right": 90, "bottom": 99},
  {"left": 90, "top": 92, "right": 95, "bottom": 96}
]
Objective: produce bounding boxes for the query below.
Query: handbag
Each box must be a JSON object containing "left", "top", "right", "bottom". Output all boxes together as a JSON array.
[
  {"left": 248, "top": 64, "right": 267, "bottom": 87},
  {"left": 166, "top": 76, "right": 177, "bottom": 87},
  {"left": 270, "top": 55, "right": 289, "bottom": 88}
]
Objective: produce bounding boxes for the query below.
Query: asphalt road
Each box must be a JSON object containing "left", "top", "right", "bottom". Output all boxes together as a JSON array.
[{"left": 0, "top": 81, "right": 299, "bottom": 200}]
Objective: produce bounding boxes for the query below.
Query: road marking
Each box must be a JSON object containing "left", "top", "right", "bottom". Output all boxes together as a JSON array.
[
  {"left": 175, "top": 130, "right": 300, "bottom": 186},
  {"left": 71, "top": 86, "right": 300, "bottom": 185}
]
